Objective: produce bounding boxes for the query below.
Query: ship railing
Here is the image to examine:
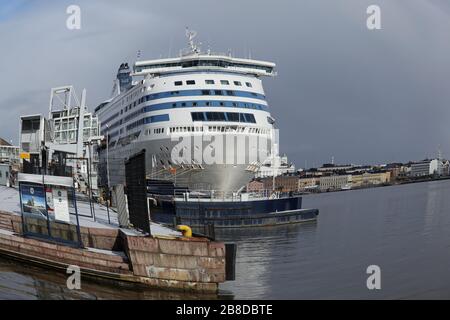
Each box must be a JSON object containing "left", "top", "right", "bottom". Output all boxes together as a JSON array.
[{"left": 173, "top": 189, "right": 294, "bottom": 202}]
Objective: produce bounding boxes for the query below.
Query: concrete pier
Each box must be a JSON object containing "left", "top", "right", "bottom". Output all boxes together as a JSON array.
[{"left": 0, "top": 187, "right": 228, "bottom": 293}]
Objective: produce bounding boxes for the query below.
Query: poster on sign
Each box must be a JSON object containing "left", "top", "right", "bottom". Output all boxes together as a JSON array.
[
  {"left": 52, "top": 187, "right": 70, "bottom": 223},
  {"left": 20, "top": 184, "right": 47, "bottom": 218}
]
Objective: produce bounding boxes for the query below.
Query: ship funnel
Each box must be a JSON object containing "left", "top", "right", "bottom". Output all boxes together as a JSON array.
[{"left": 116, "top": 63, "right": 132, "bottom": 93}]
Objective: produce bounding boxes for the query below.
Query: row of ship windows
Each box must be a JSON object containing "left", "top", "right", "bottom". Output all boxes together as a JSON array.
[
  {"left": 191, "top": 112, "right": 256, "bottom": 123},
  {"left": 156, "top": 100, "right": 266, "bottom": 110},
  {"left": 119, "top": 125, "right": 270, "bottom": 143},
  {"left": 105, "top": 99, "right": 266, "bottom": 131},
  {"left": 147, "top": 126, "right": 270, "bottom": 135},
  {"left": 174, "top": 79, "right": 252, "bottom": 87},
  {"left": 96, "top": 76, "right": 256, "bottom": 113},
  {"left": 145, "top": 89, "right": 265, "bottom": 101},
  {"left": 108, "top": 110, "right": 263, "bottom": 138},
  {"left": 101, "top": 89, "right": 266, "bottom": 128},
  {"left": 134, "top": 60, "right": 273, "bottom": 73},
  {"left": 118, "top": 100, "right": 266, "bottom": 130},
  {"left": 125, "top": 114, "right": 170, "bottom": 131}
]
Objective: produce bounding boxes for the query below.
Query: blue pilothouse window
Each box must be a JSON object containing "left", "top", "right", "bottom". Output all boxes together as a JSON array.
[
  {"left": 206, "top": 112, "right": 226, "bottom": 121},
  {"left": 146, "top": 114, "right": 170, "bottom": 123},
  {"left": 191, "top": 112, "right": 256, "bottom": 123},
  {"left": 226, "top": 112, "right": 240, "bottom": 122},
  {"left": 191, "top": 112, "right": 205, "bottom": 121}
]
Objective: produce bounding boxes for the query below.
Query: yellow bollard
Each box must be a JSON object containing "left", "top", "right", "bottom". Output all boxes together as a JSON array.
[{"left": 176, "top": 225, "right": 192, "bottom": 238}]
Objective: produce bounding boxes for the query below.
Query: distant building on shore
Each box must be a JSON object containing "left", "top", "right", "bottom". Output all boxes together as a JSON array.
[
  {"left": 318, "top": 174, "right": 350, "bottom": 192},
  {"left": 349, "top": 171, "right": 391, "bottom": 188},
  {"left": 0, "top": 138, "right": 19, "bottom": 165},
  {"left": 0, "top": 138, "right": 19, "bottom": 187},
  {"left": 247, "top": 175, "right": 299, "bottom": 193},
  {"left": 409, "top": 159, "right": 444, "bottom": 177},
  {"left": 298, "top": 176, "right": 319, "bottom": 192},
  {"left": 255, "top": 154, "right": 296, "bottom": 178}
]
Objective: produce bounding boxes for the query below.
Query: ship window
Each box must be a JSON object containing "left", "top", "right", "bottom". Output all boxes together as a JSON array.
[
  {"left": 226, "top": 90, "right": 234, "bottom": 96},
  {"left": 181, "top": 102, "right": 186, "bottom": 107},
  {"left": 191, "top": 112, "right": 205, "bottom": 121},
  {"left": 193, "top": 102, "right": 198, "bottom": 106},
  {"left": 206, "top": 112, "right": 226, "bottom": 121},
  {"left": 219, "top": 102, "right": 224, "bottom": 106},
  {"left": 148, "top": 114, "right": 170, "bottom": 123},
  {"left": 202, "top": 90, "right": 210, "bottom": 95},
  {"left": 243, "top": 113, "right": 256, "bottom": 123},
  {"left": 220, "top": 80, "right": 229, "bottom": 85},
  {"left": 234, "top": 81, "right": 242, "bottom": 86},
  {"left": 226, "top": 112, "right": 239, "bottom": 122},
  {"left": 214, "top": 90, "right": 222, "bottom": 95},
  {"left": 174, "top": 81, "right": 182, "bottom": 86},
  {"left": 205, "top": 80, "right": 215, "bottom": 84},
  {"left": 186, "top": 80, "right": 196, "bottom": 85},
  {"left": 246, "top": 82, "right": 253, "bottom": 87}
]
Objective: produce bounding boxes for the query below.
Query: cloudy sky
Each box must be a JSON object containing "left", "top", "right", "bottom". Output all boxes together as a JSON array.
[{"left": 1, "top": 0, "right": 449, "bottom": 168}]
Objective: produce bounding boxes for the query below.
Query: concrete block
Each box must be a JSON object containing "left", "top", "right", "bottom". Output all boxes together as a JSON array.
[
  {"left": 129, "top": 250, "right": 154, "bottom": 265},
  {"left": 126, "top": 236, "right": 159, "bottom": 252},
  {"left": 208, "top": 242, "right": 226, "bottom": 257},
  {"left": 198, "top": 256, "right": 225, "bottom": 269},
  {"left": 147, "top": 265, "right": 193, "bottom": 282},
  {"left": 152, "top": 253, "right": 199, "bottom": 269},
  {"left": 158, "top": 239, "right": 209, "bottom": 256}
]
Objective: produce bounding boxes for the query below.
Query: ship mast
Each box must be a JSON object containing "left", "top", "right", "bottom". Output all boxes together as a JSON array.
[{"left": 185, "top": 27, "right": 201, "bottom": 54}]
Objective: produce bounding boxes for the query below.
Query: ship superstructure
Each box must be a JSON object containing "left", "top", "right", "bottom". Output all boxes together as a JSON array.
[{"left": 95, "top": 30, "right": 278, "bottom": 192}]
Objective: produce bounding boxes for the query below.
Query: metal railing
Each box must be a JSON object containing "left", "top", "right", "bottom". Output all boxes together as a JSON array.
[{"left": 173, "top": 189, "right": 294, "bottom": 202}]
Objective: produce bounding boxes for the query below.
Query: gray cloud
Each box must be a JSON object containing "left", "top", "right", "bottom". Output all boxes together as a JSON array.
[{"left": 1, "top": 0, "right": 449, "bottom": 167}]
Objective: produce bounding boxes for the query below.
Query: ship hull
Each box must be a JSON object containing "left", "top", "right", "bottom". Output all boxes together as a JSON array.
[{"left": 101, "top": 134, "right": 266, "bottom": 191}]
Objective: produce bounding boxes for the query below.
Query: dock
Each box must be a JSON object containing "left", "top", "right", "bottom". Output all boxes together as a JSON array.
[{"left": 0, "top": 186, "right": 228, "bottom": 293}]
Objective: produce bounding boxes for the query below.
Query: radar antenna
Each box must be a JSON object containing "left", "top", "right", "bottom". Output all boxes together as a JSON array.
[{"left": 185, "top": 27, "right": 201, "bottom": 54}]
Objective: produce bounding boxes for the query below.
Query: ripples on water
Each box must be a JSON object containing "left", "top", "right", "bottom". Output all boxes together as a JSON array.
[{"left": 3, "top": 180, "right": 450, "bottom": 299}]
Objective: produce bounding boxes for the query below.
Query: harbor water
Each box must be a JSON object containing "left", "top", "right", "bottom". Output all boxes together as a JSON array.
[{"left": 2, "top": 180, "right": 450, "bottom": 299}]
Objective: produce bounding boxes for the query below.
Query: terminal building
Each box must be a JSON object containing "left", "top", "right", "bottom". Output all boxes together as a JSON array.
[{"left": 19, "top": 86, "right": 102, "bottom": 193}]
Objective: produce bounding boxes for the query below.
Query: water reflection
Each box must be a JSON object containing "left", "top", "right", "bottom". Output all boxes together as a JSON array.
[
  {"left": 219, "top": 222, "right": 318, "bottom": 299},
  {"left": 0, "top": 258, "right": 219, "bottom": 300},
  {"left": 4, "top": 180, "right": 450, "bottom": 299}
]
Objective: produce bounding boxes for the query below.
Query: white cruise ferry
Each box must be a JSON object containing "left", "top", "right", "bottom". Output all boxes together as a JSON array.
[{"left": 95, "top": 30, "right": 279, "bottom": 192}]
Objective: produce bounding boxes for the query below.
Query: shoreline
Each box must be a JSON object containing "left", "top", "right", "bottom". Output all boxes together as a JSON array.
[{"left": 300, "top": 176, "right": 450, "bottom": 197}]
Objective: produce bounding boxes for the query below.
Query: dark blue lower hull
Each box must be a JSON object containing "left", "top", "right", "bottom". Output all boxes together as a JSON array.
[{"left": 149, "top": 195, "right": 319, "bottom": 228}]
